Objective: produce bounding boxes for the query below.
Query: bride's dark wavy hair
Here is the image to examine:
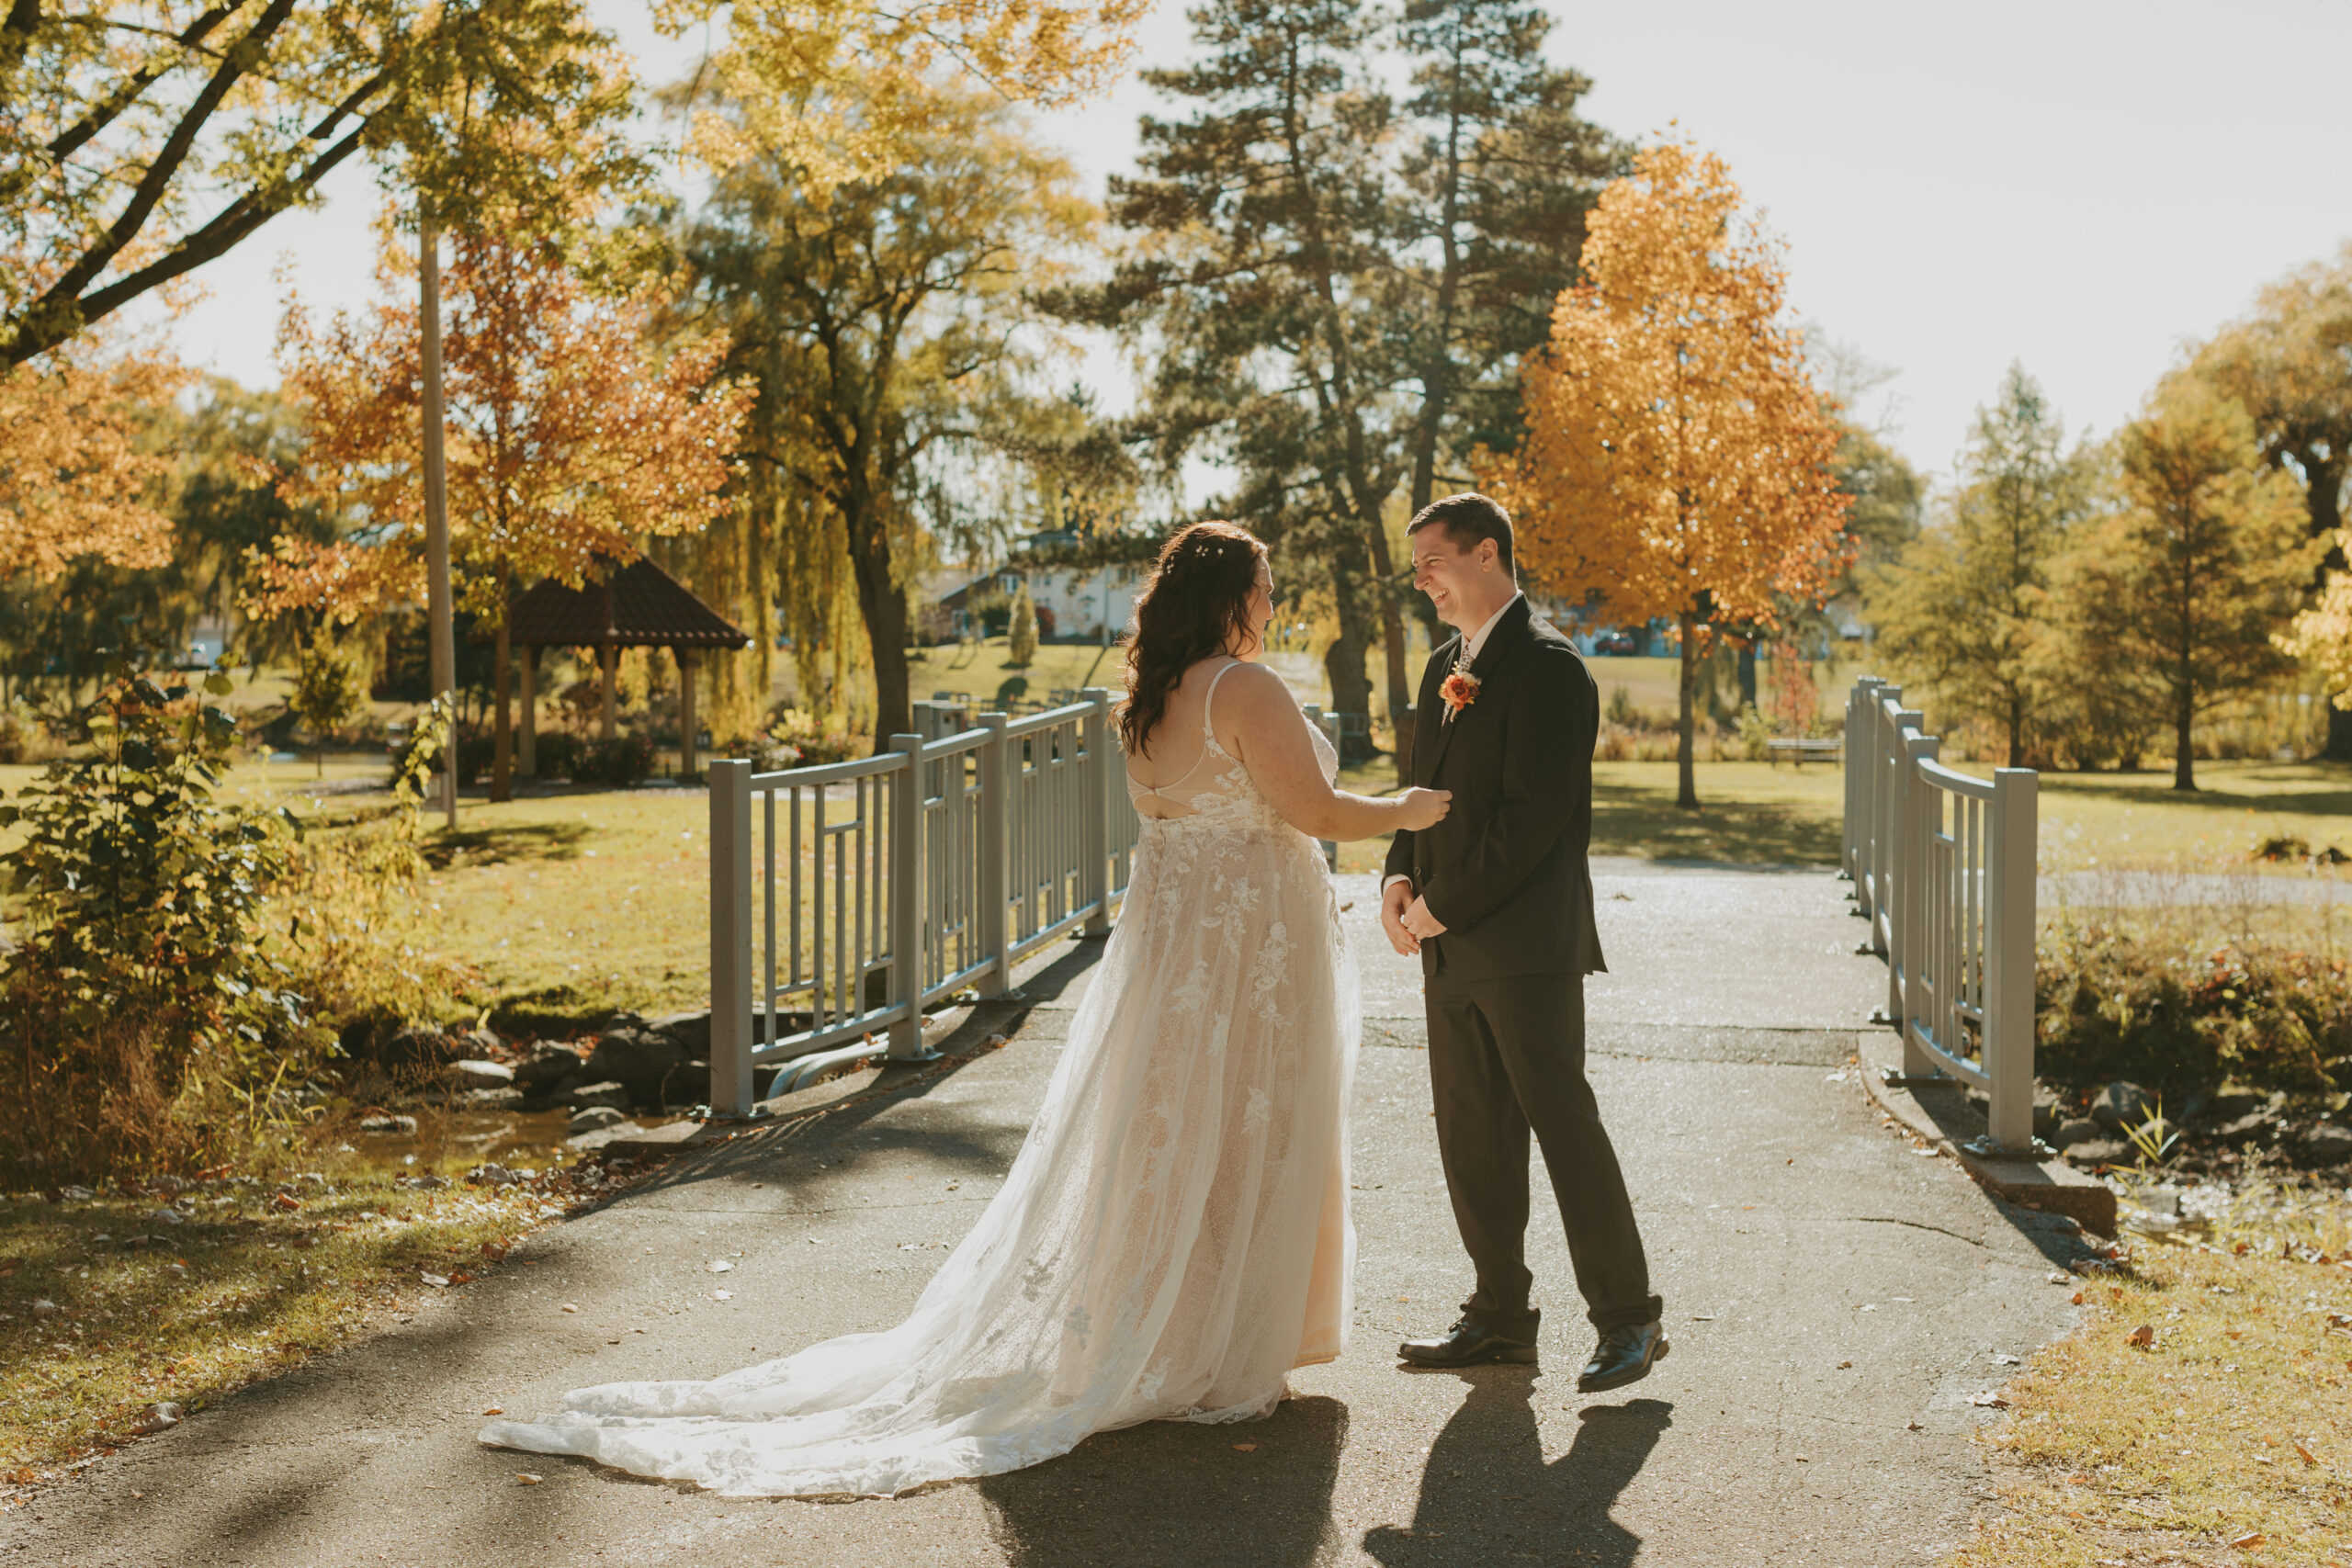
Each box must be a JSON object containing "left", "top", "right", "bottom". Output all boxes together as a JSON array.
[{"left": 1117, "top": 521, "right": 1267, "bottom": 756}]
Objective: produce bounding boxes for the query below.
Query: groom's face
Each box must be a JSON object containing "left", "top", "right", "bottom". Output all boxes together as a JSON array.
[{"left": 1410, "top": 528, "right": 1503, "bottom": 632}]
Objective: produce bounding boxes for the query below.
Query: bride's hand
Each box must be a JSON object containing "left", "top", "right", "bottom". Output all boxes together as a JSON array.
[{"left": 1396, "top": 787, "right": 1451, "bottom": 830}]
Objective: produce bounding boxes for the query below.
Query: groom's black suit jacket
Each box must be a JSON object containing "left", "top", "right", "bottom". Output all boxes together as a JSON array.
[{"left": 1382, "top": 594, "right": 1607, "bottom": 981}]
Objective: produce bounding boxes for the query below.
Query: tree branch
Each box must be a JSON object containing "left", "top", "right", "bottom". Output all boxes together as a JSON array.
[{"left": 44, "top": 0, "right": 251, "bottom": 165}]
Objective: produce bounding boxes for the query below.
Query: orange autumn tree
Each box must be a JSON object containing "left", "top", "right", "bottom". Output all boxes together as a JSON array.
[
  {"left": 252, "top": 222, "right": 752, "bottom": 798},
  {"left": 1, "top": 338, "right": 187, "bottom": 583},
  {"left": 1483, "top": 140, "right": 1850, "bottom": 808}
]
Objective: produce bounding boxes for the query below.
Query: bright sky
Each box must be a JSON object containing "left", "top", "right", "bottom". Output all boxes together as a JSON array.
[{"left": 151, "top": 0, "right": 2352, "bottom": 489}]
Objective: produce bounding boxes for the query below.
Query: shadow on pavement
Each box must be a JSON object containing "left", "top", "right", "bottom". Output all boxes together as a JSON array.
[
  {"left": 627, "top": 938, "right": 1109, "bottom": 1199},
  {"left": 978, "top": 1394, "right": 1347, "bottom": 1567},
  {"left": 1363, "top": 1372, "right": 1669, "bottom": 1566}
]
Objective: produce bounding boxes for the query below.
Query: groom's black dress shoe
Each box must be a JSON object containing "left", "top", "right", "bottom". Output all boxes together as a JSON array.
[
  {"left": 1577, "top": 1319, "right": 1668, "bottom": 1393},
  {"left": 1397, "top": 1320, "right": 1538, "bottom": 1368}
]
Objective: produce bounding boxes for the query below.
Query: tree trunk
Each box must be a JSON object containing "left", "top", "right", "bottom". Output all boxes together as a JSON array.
[
  {"left": 842, "top": 489, "right": 912, "bottom": 749},
  {"left": 1326, "top": 547, "right": 1376, "bottom": 761},
  {"left": 2007, "top": 693, "right": 2025, "bottom": 768},
  {"left": 419, "top": 212, "right": 458, "bottom": 829},
  {"left": 1676, "top": 611, "right": 1700, "bottom": 809},
  {"left": 2173, "top": 687, "right": 2196, "bottom": 792},
  {"left": 1362, "top": 516, "right": 1415, "bottom": 779}
]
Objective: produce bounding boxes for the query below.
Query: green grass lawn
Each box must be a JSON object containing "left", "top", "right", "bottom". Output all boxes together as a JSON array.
[
  {"left": 904, "top": 640, "right": 1127, "bottom": 710},
  {"left": 1936, "top": 759, "right": 2352, "bottom": 875}
]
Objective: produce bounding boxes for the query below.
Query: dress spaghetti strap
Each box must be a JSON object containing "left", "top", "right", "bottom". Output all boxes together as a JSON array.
[{"left": 1199, "top": 658, "right": 1243, "bottom": 750}]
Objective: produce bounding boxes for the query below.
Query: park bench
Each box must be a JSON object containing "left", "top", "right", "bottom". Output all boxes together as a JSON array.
[{"left": 1766, "top": 737, "right": 1842, "bottom": 766}]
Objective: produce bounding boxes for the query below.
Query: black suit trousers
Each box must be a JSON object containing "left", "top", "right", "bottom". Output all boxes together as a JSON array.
[{"left": 1425, "top": 969, "right": 1659, "bottom": 1338}]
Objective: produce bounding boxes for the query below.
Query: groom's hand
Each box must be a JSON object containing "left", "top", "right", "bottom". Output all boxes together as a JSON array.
[
  {"left": 1381, "top": 878, "right": 1419, "bottom": 956},
  {"left": 1401, "top": 896, "right": 1447, "bottom": 940}
]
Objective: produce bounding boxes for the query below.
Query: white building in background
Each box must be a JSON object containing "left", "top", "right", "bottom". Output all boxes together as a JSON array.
[{"left": 926, "top": 534, "right": 1148, "bottom": 643}]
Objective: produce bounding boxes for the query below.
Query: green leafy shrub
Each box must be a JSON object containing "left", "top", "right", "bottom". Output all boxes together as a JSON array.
[
  {"left": 0, "top": 668, "right": 330, "bottom": 1183},
  {"left": 268, "top": 694, "right": 477, "bottom": 1062},
  {"left": 2035, "top": 920, "right": 2347, "bottom": 1103},
  {"left": 569, "top": 734, "right": 655, "bottom": 787},
  {"left": 528, "top": 730, "right": 578, "bottom": 780}
]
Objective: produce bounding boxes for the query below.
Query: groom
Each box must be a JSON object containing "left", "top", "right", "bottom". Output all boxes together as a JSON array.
[{"left": 1380, "top": 492, "right": 1667, "bottom": 1392}]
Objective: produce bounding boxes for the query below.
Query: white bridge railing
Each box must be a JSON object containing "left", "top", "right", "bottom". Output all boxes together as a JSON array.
[
  {"left": 705, "top": 690, "right": 1140, "bottom": 1115},
  {"left": 1843, "top": 677, "right": 2040, "bottom": 1154}
]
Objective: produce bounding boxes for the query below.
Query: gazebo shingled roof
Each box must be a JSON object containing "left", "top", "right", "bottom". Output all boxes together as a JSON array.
[
  {"left": 471, "top": 554, "right": 747, "bottom": 785},
  {"left": 478, "top": 555, "right": 750, "bottom": 649}
]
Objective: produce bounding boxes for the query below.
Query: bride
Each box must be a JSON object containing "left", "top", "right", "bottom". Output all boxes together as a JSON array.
[{"left": 481, "top": 520, "right": 1449, "bottom": 1497}]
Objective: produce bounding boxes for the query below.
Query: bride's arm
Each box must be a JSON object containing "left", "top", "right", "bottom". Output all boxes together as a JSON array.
[{"left": 1215, "top": 663, "right": 1446, "bottom": 841}]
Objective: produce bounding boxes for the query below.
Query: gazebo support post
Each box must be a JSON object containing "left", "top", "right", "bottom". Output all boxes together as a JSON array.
[
  {"left": 598, "top": 643, "right": 618, "bottom": 740},
  {"left": 518, "top": 644, "right": 537, "bottom": 779},
  {"left": 676, "top": 646, "right": 697, "bottom": 782},
  {"left": 491, "top": 599, "right": 513, "bottom": 804}
]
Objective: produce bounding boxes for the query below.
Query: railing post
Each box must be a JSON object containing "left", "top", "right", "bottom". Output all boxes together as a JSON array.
[
  {"left": 1898, "top": 727, "right": 1939, "bottom": 1077},
  {"left": 707, "top": 758, "right": 754, "bottom": 1115},
  {"left": 885, "top": 734, "right": 930, "bottom": 1060},
  {"left": 1985, "top": 767, "right": 2040, "bottom": 1151},
  {"left": 1080, "top": 688, "right": 1113, "bottom": 936},
  {"left": 975, "top": 712, "right": 1011, "bottom": 998}
]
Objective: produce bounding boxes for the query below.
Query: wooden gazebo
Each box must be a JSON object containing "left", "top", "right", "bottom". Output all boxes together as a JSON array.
[{"left": 480, "top": 555, "right": 750, "bottom": 782}]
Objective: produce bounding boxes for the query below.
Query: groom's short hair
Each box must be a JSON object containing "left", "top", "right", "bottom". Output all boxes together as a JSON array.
[{"left": 1408, "top": 492, "right": 1514, "bottom": 576}]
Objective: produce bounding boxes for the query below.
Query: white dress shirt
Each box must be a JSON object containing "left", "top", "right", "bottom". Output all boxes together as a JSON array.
[{"left": 1385, "top": 592, "right": 1522, "bottom": 894}]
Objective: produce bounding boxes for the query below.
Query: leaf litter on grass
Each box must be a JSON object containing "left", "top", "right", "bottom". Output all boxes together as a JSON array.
[{"left": 1948, "top": 1175, "right": 2352, "bottom": 1567}]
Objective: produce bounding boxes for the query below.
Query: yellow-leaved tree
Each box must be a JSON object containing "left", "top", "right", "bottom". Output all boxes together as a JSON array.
[
  {"left": 249, "top": 220, "right": 752, "bottom": 797},
  {"left": 0, "top": 339, "right": 187, "bottom": 582},
  {"left": 1481, "top": 140, "right": 1850, "bottom": 807}
]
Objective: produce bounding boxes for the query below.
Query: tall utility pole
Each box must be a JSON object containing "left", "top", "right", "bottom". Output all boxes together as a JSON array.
[{"left": 420, "top": 213, "right": 458, "bottom": 829}]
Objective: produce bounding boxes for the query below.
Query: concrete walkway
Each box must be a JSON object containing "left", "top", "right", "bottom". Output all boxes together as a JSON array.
[{"left": 3, "top": 861, "right": 2097, "bottom": 1567}]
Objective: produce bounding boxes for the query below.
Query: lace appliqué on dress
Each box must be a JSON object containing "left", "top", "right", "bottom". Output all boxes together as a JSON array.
[{"left": 479, "top": 676, "right": 1358, "bottom": 1499}]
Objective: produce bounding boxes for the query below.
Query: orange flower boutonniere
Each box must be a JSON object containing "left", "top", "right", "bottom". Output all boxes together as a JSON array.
[{"left": 1440, "top": 669, "right": 1480, "bottom": 720}]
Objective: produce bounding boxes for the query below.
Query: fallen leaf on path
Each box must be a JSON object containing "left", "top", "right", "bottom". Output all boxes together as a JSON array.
[
  {"left": 2127, "top": 1325, "right": 2154, "bottom": 1348},
  {"left": 1837, "top": 1360, "right": 1852, "bottom": 1369},
  {"left": 1231, "top": 1444, "right": 1256, "bottom": 1452},
  {"left": 420, "top": 1273, "right": 450, "bottom": 1288},
  {"left": 1971, "top": 1392, "right": 2010, "bottom": 1408},
  {"left": 560, "top": 1303, "right": 578, "bottom": 1314},
  {"left": 707, "top": 1260, "right": 733, "bottom": 1273},
  {"left": 2230, "top": 1531, "right": 2264, "bottom": 1549},
  {"left": 482, "top": 1408, "right": 503, "bottom": 1416},
  {"left": 713, "top": 1289, "right": 733, "bottom": 1301},
  {"left": 2295, "top": 1439, "right": 2317, "bottom": 1466},
  {"left": 516, "top": 1473, "right": 543, "bottom": 1486},
  {"left": 1905, "top": 1421, "right": 1923, "bottom": 1431}
]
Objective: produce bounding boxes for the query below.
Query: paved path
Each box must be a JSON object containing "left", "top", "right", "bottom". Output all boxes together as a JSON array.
[{"left": 3, "top": 861, "right": 2094, "bottom": 1567}]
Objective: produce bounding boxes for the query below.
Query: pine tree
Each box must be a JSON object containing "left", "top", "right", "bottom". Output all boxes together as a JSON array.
[
  {"left": 1394, "top": 0, "right": 1622, "bottom": 510},
  {"left": 1083, "top": 0, "right": 1400, "bottom": 761}
]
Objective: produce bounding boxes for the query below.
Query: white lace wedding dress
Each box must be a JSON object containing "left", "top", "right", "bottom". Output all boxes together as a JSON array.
[{"left": 481, "top": 663, "right": 1359, "bottom": 1496}]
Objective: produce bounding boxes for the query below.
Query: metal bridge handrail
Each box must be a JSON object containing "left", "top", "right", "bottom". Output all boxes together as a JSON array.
[
  {"left": 707, "top": 687, "right": 1136, "bottom": 1113},
  {"left": 1841, "top": 676, "right": 2040, "bottom": 1154},
  {"left": 1914, "top": 756, "right": 1996, "bottom": 802}
]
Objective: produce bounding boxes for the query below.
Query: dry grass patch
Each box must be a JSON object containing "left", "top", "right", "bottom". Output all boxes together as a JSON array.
[
  {"left": 0, "top": 1155, "right": 650, "bottom": 1498},
  {"left": 1952, "top": 1183, "right": 2352, "bottom": 1566}
]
